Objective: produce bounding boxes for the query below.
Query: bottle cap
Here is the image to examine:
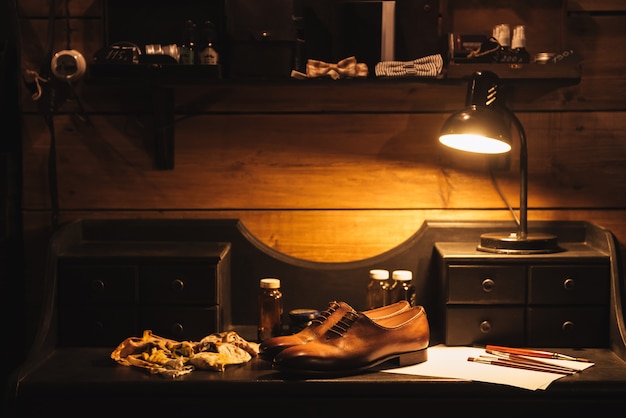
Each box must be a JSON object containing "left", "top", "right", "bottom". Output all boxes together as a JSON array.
[
  {"left": 369, "top": 269, "right": 389, "bottom": 280},
  {"left": 260, "top": 278, "right": 281, "bottom": 289},
  {"left": 392, "top": 270, "right": 413, "bottom": 281}
]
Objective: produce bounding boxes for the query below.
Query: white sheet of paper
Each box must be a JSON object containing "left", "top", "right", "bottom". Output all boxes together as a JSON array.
[{"left": 382, "top": 345, "right": 594, "bottom": 391}]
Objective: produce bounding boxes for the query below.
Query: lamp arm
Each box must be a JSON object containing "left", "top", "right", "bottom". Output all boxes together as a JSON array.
[{"left": 503, "top": 107, "right": 528, "bottom": 240}]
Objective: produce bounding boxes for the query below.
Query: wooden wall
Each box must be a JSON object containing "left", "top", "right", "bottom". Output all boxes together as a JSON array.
[{"left": 13, "top": 0, "right": 626, "bottom": 348}]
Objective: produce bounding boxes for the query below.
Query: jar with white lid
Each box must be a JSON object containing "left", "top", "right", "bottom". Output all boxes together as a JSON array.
[
  {"left": 366, "top": 269, "right": 391, "bottom": 309},
  {"left": 258, "top": 278, "right": 283, "bottom": 342},
  {"left": 390, "top": 270, "right": 416, "bottom": 306}
]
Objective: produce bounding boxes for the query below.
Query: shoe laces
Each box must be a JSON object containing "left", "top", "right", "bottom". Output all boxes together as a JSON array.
[
  {"left": 327, "top": 310, "right": 359, "bottom": 337},
  {"left": 311, "top": 301, "right": 340, "bottom": 325}
]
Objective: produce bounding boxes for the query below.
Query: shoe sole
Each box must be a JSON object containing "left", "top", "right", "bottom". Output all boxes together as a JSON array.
[{"left": 274, "top": 347, "right": 428, "bottom": 378}]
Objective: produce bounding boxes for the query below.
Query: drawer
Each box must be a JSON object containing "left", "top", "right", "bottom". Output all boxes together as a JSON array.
[
  {"left": 528, "top": 265, "right": 610, "bottom": 305},
  {"left": 58, "top": 306, "right": 137, "bottom": 347},
  {"left": 447, "top": 265, "right": 526, "bottom": 304},
  {"left": 139, "top": 264, "right": 218, "bottom": 305},
  {"left": 58, "top": 265, "right": 137, "bottom": 305},
  {"left": 527, "top": 307, "right": 609, "bottom": 347},
  {"left": 445, "top": 306, "right": 525, "bottom": 346},
  {"left": 140, "top": 307, "right": 219, "bottom": 341}
]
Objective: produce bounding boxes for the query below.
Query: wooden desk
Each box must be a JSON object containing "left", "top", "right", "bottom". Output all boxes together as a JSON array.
[
  {"left": 7, "top": 346, "right": 626, "bottom": 417},
  {"left": 6, "top": 219, "right": 626, "bottom": 417}
]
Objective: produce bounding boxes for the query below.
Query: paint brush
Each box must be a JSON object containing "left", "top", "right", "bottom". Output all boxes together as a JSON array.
[
  {"left": 485, "top": 349, "right": 579, "bottom": 373},
  {"left": 485, "top": 345, "right": 591, "bottom": 362},
  {"left": 468, "top": 356, "right": 576, "bottom": 375},
  {"left": 478, "top": 354, "right": 578, "bottom": 374}
]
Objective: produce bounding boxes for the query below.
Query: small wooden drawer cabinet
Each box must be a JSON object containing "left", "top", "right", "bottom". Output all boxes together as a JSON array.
[
  {"left": 435, "top": 242, "right": 610, "bottom": 347},
  {"left": 56, "top": 241, "right": 231, "bottom": 346}
]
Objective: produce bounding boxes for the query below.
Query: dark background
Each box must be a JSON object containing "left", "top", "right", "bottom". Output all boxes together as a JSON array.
[{"left": 1, "top": 0, "right": 24, "bottom": 392}]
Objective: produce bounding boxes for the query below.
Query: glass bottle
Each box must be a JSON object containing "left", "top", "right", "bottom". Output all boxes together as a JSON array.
[
  {"left": 511, "top": 25, "right": 531, "bottom": 63},
  {"left": 199, "top": 20, "right": 219, "bottom": 65},
  {"left": 366, "top": 269, "right": 391, "bottom": 309},
  {"left": 258, "top": 278, "right": 283, "bottom": 342},
  {"left": 390, "top": 270, "right": 416, "bottom": 306},
  {"left": 492, "top": 23, "right": 511, "bottom": 63},
  {"left": 492, "top": 24, "right": 510, "bottom": 48},
  {"left": 179, "top": 19, "right": 197, "bottom": 65}
]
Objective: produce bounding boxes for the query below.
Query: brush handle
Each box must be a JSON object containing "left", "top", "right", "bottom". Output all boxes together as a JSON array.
[
  {"left": 468, "top": 357, "right": 573, "bottom": 375},
  {"left": 485, "top": 345, "right": 590, "bottom": 362}
]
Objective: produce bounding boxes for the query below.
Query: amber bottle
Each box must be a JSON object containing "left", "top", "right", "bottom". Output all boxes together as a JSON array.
[{"left": 257, "top": 278, "right": 283, "bottom": 342}]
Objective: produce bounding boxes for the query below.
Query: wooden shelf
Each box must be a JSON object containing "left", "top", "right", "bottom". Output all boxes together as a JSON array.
[
  {"left": 89, "top": 61, "right": 581, "bottom": 84},
  {"left": 446, "top": 62, "right": 581, "bottom": 80}
]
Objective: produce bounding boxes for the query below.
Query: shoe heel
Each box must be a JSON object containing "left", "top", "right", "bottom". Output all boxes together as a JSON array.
[{"left": 396, "top": 348, "right": 428, "bottom": 367}]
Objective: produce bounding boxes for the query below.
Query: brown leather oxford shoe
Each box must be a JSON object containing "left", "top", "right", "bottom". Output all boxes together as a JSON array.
[
  {"left": 259, "top": 300, "right": 411, "bottom": 360},
  {"left": 272, "top": 305, "right": 429, "bottom": 377}
]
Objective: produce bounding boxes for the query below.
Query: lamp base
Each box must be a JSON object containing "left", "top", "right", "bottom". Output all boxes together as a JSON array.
[{"left": 477, "top": 232, "right": 561, "bottom": 254}]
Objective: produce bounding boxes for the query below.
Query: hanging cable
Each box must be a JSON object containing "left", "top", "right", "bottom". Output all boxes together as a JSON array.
[
  {"left": 489, "top": 166, "right": 520, "bottom": 227},
  {"left": 64, "top": 0, "right": 71, "bottom": 49},
  {"left": 41, "top": 0, "right": 59, "bottom": 231},
  {"left": 45, "top": 103, "right": 59, "bottom": 231},
  {"left": 57, "top": 0, "right": 90, "bottom": 123}
]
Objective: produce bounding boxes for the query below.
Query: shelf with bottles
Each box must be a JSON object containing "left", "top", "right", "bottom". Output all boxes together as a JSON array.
[{"left": 441, "top": 0, "right": 580, "bottom": 80}]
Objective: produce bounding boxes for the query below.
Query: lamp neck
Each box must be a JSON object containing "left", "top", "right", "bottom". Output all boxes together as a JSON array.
[{"left": 504, "top": 108, "right": 528, "bottom": 239}]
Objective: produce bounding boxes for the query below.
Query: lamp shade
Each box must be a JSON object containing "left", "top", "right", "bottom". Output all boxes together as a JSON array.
[{"left": 439, "top": 105, "right": 512, "bottom": 154}]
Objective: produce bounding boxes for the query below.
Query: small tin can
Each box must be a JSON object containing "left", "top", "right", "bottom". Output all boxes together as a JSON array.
[
  {"left": 534, "top": 52, "right": 555, "bottom": 64},
  {"left": 288, "top": 309, "right": 320, "bottom": 334}
]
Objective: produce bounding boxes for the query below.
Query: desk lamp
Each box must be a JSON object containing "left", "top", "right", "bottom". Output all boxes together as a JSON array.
[{"left": 439, "top": 70, "right": 560, "bottom": 254}]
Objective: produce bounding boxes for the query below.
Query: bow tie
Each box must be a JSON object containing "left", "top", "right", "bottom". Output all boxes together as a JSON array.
[
  {"left": 375, "top": 54, "right": 443, "bottom": 78},
  {"left": 291, "top": 56, "right": 369, "bottom": 80}
]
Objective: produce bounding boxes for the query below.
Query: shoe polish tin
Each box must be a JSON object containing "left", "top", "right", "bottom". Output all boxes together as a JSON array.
[{"left": 289, "top": 309, "right": 320, "bottom": 334}]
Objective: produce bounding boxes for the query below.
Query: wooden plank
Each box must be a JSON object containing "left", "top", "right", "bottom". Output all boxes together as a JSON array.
[
  {"left": 20, "top": 75, "right": 626, "bottom": 115},
  {"left": 570, "top": 0, "right": 626, "bottom": 12},
  {"left": 21, "top": 112, "right": 626, "bottom": 210}
]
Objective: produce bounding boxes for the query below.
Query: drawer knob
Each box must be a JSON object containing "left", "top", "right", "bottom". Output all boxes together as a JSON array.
[
  {"left": 91, "top": 279, "right": 105, "bottom": 291},
  {"left": 562, "top": 321, "right": 575, "bottom": 333},
  {"left": 170, "top": 279, "right": 185, "bottom": 292},
  {"left": 479, "top": 320, "right": 492, "bottom": 334},
  {"left": 563, "top": 278, "right": 575, "bottom": 291},
  {"left": 481, "top": 278, "right": 495, "bottom": 293}
]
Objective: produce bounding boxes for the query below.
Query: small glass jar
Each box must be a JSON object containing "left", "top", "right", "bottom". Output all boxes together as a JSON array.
[
  {"left": 366, "top": 269, "right": 391, "bottom": 309},
  {"left": 257, "top": 278, "right": 283, "bottom": 342},
  {"left": 390, "top": 270, "right": 416, "bottom": 306}
]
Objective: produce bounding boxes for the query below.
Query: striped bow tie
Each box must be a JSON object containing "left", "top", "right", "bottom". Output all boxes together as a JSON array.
[{"left": 375, "top": 54, "right": 444, "bottom": 78}]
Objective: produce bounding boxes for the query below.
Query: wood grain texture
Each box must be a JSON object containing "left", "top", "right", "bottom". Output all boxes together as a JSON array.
[{"left": 21, "top": 112, "right": 626, "bottom": 210}]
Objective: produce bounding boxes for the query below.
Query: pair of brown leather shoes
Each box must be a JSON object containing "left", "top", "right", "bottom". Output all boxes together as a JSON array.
[
  {"left": 259, "top": 300, "right": 411, "bottom": 360},
  {"left": 262, "top": 300, "right": 430, "bottom": 377}
]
